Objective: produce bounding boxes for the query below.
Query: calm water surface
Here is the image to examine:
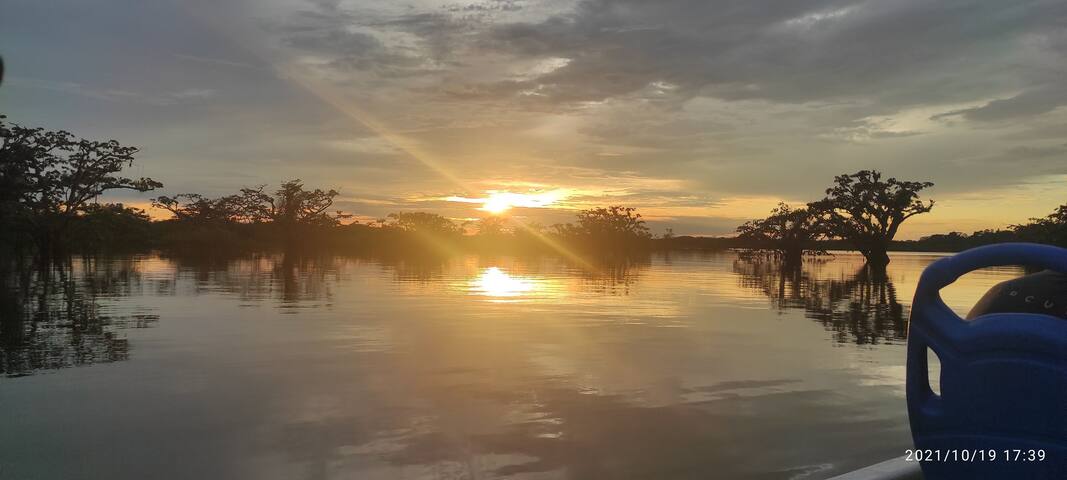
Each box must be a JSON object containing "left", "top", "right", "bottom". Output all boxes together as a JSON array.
[{"left": 0, "top": 251, "right": 1024, "bottom": 479}]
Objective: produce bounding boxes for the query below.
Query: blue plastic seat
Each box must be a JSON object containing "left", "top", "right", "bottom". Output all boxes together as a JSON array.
[{"left": 907, "top": 243, "right": 1067, "bottom": 479}]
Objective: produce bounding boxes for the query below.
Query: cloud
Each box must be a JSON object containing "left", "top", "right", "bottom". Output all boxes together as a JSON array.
[
  {"left": 445, "top": 1, "right": 525, "bottom": 13},
  {"left": 7, "top": 77, "right": 217, "bottom": 106},
  {"left": 175, "top": 54, "right": 260, "bottom": 70},
  {"left": 932, "top": 85, "right": 1067, "bottom": 122},
  {"left": 7, "top": 0, "right": 1067, "bottom": 236},
  {"left": 473, "top": 0, "right": 1063, "bottom": 109}
]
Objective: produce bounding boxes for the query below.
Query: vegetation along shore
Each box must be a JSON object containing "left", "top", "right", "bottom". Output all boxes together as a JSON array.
[{"left": 3, "top": 115, "right": 1066, "bottom": 267}]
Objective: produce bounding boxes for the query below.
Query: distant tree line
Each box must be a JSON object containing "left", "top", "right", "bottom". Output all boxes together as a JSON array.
[
  {"left": 5, "top": 115, "right": 1067, "bottom": 264},
  {"left": 736, "top": 170, "right": 1067, "bottom": 266},
  {"left": 150, "top": 191, "right": 654, "bottom": 257},
  {"left": 0, "top": 116, "right": 660, "bottom": 261},
  {"left": 893, "top": 206, "right": 1067, "bottom": 252}
]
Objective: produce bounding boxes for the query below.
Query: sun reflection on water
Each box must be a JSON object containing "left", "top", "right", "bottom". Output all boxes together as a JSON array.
[{"left": 469, "top": 267, "right": 540, "bottom": 299}]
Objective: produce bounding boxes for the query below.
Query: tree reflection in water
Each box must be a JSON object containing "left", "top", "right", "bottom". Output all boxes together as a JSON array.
[
  {"left": 157, "top": 252, "right": 343, "bottom": 306},
  {"left": 0, "top": 252, "right": 921, "bottom": 478},
  {"left": 376, "top": 253, "right": 651, "bottom": 297},
  {"left": 733, "top": 258, "right": 908, "bottom": 345},
  {"left": 577, "top": 255, "right": 650, "bottom": 296},
  {"left": 0, "top": 258, "right": 158, "bottom": 377},
  {"left": 1, "top": 252, "right": 351, "bottom": 376}
]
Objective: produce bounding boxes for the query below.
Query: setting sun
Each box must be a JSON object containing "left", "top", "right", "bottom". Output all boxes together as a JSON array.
[
  {"left": 447, "top": 190, "right": 569, "bottom": 215},
  {"left": 10, "top": 0, "right": 1067, "bottom": 478},
  {"left": 482, "top": 193, "right": 515, "bottom": 214}
]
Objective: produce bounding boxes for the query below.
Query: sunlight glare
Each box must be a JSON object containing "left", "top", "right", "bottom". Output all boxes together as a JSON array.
[
  {"left": 479, "top": 191, "right": 565, "bottom": 215},
  {"left": 447, "top": 190, "right": 568, "bottom": 215},
  {"left": 470, "top": 267, "right": 538, "bottom": 298},
  {"left": 483, "top": 194, "right": 513, "bottom": 214}
]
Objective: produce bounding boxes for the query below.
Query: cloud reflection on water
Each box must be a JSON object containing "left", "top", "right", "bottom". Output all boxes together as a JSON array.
[{"left": 0, "top": 251, "right": 1028, "bottom": 480}]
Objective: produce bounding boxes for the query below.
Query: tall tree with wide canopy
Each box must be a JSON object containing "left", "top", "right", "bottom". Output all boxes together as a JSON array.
[
  {"left": 266, "top": 180, "right": 342, "bottom": 227},
  {"left": 573, "top": 206, "right": 651, "bottom": 240},
  {"left": 0, "top": 115, "right": 161, "bottom": 257},
  {"left": 811, "top": 170, "right": 934, "bottom": 266}
]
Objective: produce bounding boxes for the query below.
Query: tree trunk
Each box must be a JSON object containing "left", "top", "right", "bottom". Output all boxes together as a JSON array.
[
  {"left": 862, "top": 244, "right": 891, "bottom": 267},
  {"left": 34, "top": 228, "right": 56, "bottom": 266},
  {"left": 782, "top": 245, "right": 803, "bottom": 267}
]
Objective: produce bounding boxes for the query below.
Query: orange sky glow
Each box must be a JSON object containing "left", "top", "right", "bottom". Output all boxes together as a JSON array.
[{"left": 9, "top": 0, "right": 1067, "bottom": 240}]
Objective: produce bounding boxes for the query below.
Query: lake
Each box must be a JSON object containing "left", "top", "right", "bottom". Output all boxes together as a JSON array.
[{"left": 0, "top": 251, "right": 1024, "bottom": 479}]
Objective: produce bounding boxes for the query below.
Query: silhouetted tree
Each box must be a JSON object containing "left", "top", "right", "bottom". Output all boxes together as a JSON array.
[
  {"left": 154, "top": 180, "right": 344, "bottom": 227},
  {"left": 895, "top": 229, "right": 1014, "bottom": 252},
  {"left": 811, "top": 170, "right": 933, "bottom": 267},
  {"left": 386, "top": 212, "right": 462, "bottom": 236},
  {"left": 510, "top": 221, "right": 549, "bottom": 251},
  {"left": 551, "top": 205, "right": 651, "bottom": 251},
  {"left": 475, "top": 216, "right": 511, "bottom": 236},
  {"left": 153, "top": 193, "right": 241, "bottom": 224},
  {"left": 267, "top": 180, "right": 342, "bottom": 227},
  {"left": 575, "top": 206, "right": 651, "bottom": 239},
  {"left": 68, "top": 203, "right": 154, "bottom": 251},
  {"left": 0, "top": 115, "right": 161, "bottom": 257},
  {"left": 736, "top": 203, "right": 827, "bottom": 264},
  {"left": 1013, "top": 203, "right": 1067, "bottom": 247}
]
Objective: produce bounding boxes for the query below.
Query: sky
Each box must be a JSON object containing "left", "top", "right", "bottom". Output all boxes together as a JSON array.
[{"left": 2, "top": 0, "right": 1067, "bottom": 238}]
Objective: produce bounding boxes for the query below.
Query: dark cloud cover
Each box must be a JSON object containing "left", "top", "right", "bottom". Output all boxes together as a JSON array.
[{"left": 3, "top": 0, "right": 1067, "bottom": 236}]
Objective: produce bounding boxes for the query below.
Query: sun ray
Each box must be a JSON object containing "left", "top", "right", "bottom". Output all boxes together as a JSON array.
[{"left": 175, "top": 6, "right": 602, "bottom": 274}]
